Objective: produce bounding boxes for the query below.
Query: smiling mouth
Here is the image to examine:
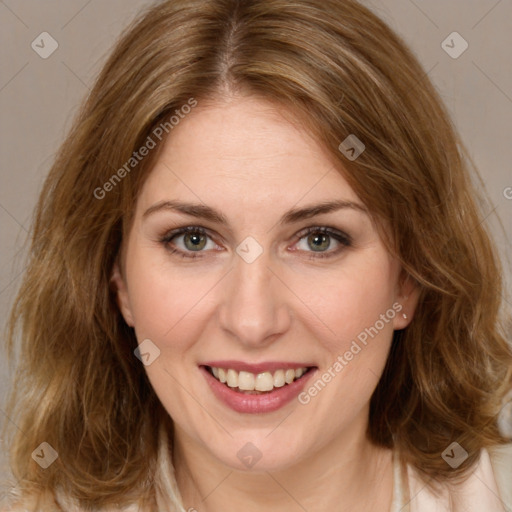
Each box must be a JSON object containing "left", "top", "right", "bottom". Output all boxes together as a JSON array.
[{"left": 205, "top": 365, "right": 315, "bottom": 394}]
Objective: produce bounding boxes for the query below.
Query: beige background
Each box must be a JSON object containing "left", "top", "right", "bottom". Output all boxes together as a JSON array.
[{"left": 1, "top": 0, "right": 511, "bottom": 494}]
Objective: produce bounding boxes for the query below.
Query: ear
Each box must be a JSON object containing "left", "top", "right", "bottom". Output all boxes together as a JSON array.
[
  {"left": 393, "top": 272, "right": 421, "bottom": 330},
  {"left": 110, "top": 262, "right": 135, "bottom": 327}
]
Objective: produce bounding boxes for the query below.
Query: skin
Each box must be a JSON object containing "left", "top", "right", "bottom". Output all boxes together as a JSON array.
[{"left": 112, "top": 94, "right": 419, "bottom": 512}]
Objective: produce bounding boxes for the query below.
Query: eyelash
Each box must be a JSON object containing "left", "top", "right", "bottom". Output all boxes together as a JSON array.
[{"left": 159, "top": 225, "right": 352, "bottom": 260}]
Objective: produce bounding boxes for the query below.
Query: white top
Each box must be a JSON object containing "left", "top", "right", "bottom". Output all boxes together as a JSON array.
[
  {"left": 3, "top": 443, "right": 512, "bottom": 511},
  {"left": 390, "top": 443, "right": 512, "bottom": 512}
]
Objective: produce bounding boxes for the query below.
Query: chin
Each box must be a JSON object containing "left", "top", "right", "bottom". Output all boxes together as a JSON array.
[{"left": 208, "top": 431, "right": 307, "bottom": 473}]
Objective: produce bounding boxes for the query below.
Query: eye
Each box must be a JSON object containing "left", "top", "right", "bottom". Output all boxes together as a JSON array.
[
  {"left": 292, "top": 226, "right": 352, "bottom": 259},
  {"left": 160, "top": 226, "right": 219, "bottom": 259},
  {"left": 159, "top": 225, "right": 352, "bottom": 260}
]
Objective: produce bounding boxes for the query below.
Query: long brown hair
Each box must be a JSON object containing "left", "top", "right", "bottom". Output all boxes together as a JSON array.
[{"left": 2, "top": 0, "right": 511, "bottom": 510}]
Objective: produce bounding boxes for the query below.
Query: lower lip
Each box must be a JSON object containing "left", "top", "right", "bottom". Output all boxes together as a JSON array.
[{"left": 200, "top": 366, "right": 317, "bottom": 414}]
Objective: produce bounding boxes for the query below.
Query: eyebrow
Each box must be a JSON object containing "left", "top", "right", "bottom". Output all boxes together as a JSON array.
[{"left": 142, "top": 199, "right": 367, "bottom": 226}]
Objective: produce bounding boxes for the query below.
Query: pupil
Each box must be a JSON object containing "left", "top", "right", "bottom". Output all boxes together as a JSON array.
[
  {"left": 309, "top": 233, "right": 329, "bottom": 251},
  {"left": 185, "top": 233, "right": 205, "bottom": 250}
]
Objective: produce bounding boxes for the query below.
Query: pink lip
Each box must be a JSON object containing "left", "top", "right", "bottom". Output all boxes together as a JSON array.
[
  {"left": 200, "top": 365, "right": 317, "bottom": 414},
  {"left": 202, "top": 360, "right": 314, "bottom": 374}
]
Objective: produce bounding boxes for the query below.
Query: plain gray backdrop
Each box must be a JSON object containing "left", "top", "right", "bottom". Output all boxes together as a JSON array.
[{"left": 1, "top": 0, "right": 511, "bottom": 492}]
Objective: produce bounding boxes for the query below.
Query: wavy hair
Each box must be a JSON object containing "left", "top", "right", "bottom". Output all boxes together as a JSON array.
[{"left": 2, "top": 0, "right": 511, "bottom": 510}]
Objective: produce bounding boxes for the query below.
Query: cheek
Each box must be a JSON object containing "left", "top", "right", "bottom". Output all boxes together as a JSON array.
[
  {"left": 124, "top": 246, "right": 219, "bottom": 347},
  {"left": 293, "top": 252, "right": 398, "bottom": 419},
  {"left": 125, "top": 238, "right": 398, "bottom": 361},
  {"left": 291, "top": 249, "right": 398, "bottom": 353}
]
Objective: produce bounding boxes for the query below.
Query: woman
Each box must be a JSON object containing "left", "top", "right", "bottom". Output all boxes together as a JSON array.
[{"left": 2, "top": 0, "right": 511, "bottom": 511}]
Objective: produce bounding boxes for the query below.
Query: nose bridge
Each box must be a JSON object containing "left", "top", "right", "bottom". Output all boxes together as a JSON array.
[{"left": 219, "top": 245, "right": 289, "bottom": 347}]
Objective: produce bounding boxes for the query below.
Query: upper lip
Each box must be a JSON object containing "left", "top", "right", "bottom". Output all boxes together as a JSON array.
[{"left": 201, "top": 360, "right": 316, "bottom": 374}]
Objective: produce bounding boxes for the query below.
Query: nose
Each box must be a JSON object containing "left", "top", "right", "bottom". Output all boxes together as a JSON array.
[{"left": 218, "top": 248, "right": 291, "bottom": 349}]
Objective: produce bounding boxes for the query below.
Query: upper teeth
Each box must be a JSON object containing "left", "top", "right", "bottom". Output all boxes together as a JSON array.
[{"left": 211, "top": 367, "right": 308, "bottom": 391}]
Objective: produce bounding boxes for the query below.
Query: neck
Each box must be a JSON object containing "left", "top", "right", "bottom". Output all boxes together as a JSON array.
[{"left": 173, "top": 415, "right": 394, "bottom": 512}]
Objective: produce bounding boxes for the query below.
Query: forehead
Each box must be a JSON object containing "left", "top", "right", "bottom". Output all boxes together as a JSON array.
[{"left": 136, "top": 96, "right": 361, "bottom": 215}]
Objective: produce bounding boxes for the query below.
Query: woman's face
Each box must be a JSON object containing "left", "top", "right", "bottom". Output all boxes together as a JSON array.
[{"left": 113, "top": 95, "right": 415, "bottom": 471}]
